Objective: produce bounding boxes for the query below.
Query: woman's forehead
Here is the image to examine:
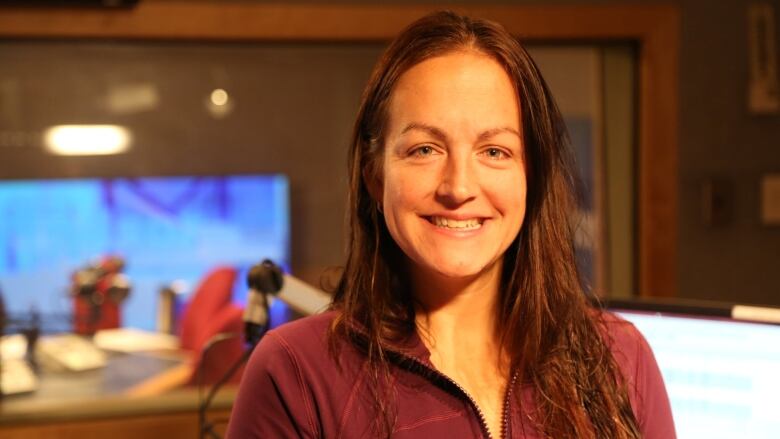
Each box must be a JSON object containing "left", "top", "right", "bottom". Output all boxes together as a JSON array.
[{"left": 386, "top": 51, "right": 521, "bottom": 136}]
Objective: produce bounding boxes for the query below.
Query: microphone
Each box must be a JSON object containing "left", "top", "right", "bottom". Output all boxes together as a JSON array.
[
  {"left": 274, "top": 273, "right": 331, "bottom": 317},
  {"left": 243, "top": 260, "right": 282, "bottom": 346},
  {"left": 242, "top": 259, "right": 331, "bottom": 346},
  {"left": 70, "top": 256, "right": 131, "bottom": 334},
  {"left": 71, "top": 256, "right": 131, "bottom": 304}
]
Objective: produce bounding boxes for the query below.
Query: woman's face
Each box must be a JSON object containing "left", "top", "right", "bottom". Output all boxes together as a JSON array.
[{"left": 376, "top": 51, "right": 527, "bottom": 282}]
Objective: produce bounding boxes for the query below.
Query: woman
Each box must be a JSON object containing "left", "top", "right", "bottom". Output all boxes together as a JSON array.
[{"left": 228, "top": 11, "right": 675, "bottom": 439}]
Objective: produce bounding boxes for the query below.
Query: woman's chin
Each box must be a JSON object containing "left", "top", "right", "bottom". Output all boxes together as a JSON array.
[
  {"left": 432, "top": 265, "right": 482, "bottom": 280},
  {"left": 417, "top": 259, "right": 500, "bottom": 284}
]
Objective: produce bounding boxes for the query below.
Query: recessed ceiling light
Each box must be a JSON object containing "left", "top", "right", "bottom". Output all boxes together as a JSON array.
[{"left": 210, "top": 88, "right": 229, "bottom": 107}]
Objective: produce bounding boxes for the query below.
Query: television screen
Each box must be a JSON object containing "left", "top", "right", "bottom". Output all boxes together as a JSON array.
[
  {"left": 615, "top": 308, "right": 780, "bottom": 439},
  {"left": 0, "top": 175, "right": 289, "bottom": 331}
]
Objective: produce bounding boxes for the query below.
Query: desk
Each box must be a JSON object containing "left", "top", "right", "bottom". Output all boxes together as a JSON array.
[{"left": 0, "top": 350, "right": 236, "bottom": 439}]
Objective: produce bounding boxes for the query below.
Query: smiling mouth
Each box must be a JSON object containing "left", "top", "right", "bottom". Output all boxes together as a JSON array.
[{"left": 426, "top": 216, "right": 484, "bottom": 230}]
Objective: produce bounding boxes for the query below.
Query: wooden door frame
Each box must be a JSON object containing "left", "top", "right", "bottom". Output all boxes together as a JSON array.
[{"left": 0, "top": 2, "right": 679, "bottom": 297}]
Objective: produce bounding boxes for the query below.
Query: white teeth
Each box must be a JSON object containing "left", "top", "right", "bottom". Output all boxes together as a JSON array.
[{"left": 431, "top": 216, "right": 482, "bottom": 230}]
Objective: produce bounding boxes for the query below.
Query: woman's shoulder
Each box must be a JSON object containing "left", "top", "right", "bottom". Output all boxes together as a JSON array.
[
  {"left": 266, "top": 310, "right": 338, "bottom": 346},
  {"left": 595, "top": 310, "right": 646, "bottom": 353},
  {"left": 253, "top": 310, "right": 341, "bottom": 368},
  {"left": 594, "top": 309, "right": 677, "bottom": 438},
  {"left": 229, "top": 312, "right": 364, "bottom": 438},
  {"left": 593, "top": 309, "right": 655, "bottom": 383}
]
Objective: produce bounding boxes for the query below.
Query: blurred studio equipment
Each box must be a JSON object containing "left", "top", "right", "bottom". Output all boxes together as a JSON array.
[
  {"left": 157, "top": 282, "right": 186, "bottom": 335},
  {"left": 0, "top": 289, "right": 40, "bottom": 396},
  {"left": 70, "top": 256, "right": 131, "bottom": 335}
]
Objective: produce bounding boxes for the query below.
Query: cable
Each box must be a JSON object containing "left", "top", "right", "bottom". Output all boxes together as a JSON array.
[
  {"left": 196, "top": 332, "right": 240, "bottom": 439},
  {"left": 198, "top": 342, "right": 253, "bottom": 439}
]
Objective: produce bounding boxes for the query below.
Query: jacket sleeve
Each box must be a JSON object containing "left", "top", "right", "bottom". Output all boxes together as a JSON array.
[
  {"left": 631, "top": 326, "right": 677, "bottom": 439},
  {"left": 226, "top": 331, "right": 320, "bottom": 439}
]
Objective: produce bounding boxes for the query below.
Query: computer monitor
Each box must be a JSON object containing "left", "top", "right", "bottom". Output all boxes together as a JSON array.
[
  {"left": 0, "top": 175, "right": 290, "bottom": 331},
  {"left": 610, "top": 301, "right": 780, "bottom": 439}
]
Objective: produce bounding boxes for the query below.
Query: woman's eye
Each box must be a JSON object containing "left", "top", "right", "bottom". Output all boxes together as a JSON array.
[
  {"left": 411, "top": 145, "right": 435, "bottom": 157},
  {"left": 483, "top": 147, "right": 508, "bottom": 160}
]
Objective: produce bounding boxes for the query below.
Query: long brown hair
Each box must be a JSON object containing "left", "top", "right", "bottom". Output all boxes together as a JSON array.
[{"left": 331, "top": 10, "right": 640, "bottom": 438}]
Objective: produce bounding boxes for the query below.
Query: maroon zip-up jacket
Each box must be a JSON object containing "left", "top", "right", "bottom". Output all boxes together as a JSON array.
[{"left": 227, "top": 311, "right": 675, "bottom": 438}]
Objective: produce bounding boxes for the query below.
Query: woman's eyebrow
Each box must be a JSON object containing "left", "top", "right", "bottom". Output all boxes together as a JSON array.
[
  {"left": 476, "top": 127, "right": 522, "bottom": 142},
  {"left": 401, "top": 123, "right": 520, "bottom": 143},
  {"left": 400, "top": 123, "right": 449, "bottom": 142}
]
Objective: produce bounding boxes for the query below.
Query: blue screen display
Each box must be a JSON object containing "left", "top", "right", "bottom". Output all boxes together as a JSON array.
[
  {"left": 617, "top": 310, "right": 780, "bottom": 439},
  {"left": 0, "top": 175, "right": 290, "bottom": 330}
]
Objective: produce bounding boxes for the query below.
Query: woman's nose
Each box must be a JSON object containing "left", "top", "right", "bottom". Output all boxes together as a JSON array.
[{"left": 435, "top": 155, "right": 477, "bottom": 206}]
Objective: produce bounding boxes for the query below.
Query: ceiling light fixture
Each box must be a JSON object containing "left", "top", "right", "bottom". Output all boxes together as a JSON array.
[{"left": 44, "top": 125, "right": 132, "bottom": 156}]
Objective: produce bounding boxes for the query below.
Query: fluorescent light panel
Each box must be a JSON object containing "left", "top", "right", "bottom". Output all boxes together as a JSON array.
[{"left": 44, "top": 125, "right": 132, "bottom": 156}]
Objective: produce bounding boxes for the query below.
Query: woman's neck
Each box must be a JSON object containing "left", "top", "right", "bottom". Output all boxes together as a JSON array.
[
  {"left": 411, "top": 258, "right": 510, "bottom": 438},
  {"left": 411, "top": 259, "right": 505, "bottom": 371}
]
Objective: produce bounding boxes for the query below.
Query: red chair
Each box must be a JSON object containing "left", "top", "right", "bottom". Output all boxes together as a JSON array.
[
  {"left": 179, "top": 266, "right": 237, "bottom": 352},
  {"left": 189, "top": 304, "right": 246, "bottom": 386},
  {"left": 177, "top": 266, "right": 247, "bottom": 386}
]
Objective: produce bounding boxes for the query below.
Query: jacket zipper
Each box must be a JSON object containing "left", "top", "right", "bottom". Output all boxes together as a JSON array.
[
  {"left": 435, "top": 367, "right": 494, "bottom": 439},
  {"left": 500, "top": 371, "right": 520, "bottom": 439},
  {"left": 398, "top": 354, "right": 519, "bottom": 439}
]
